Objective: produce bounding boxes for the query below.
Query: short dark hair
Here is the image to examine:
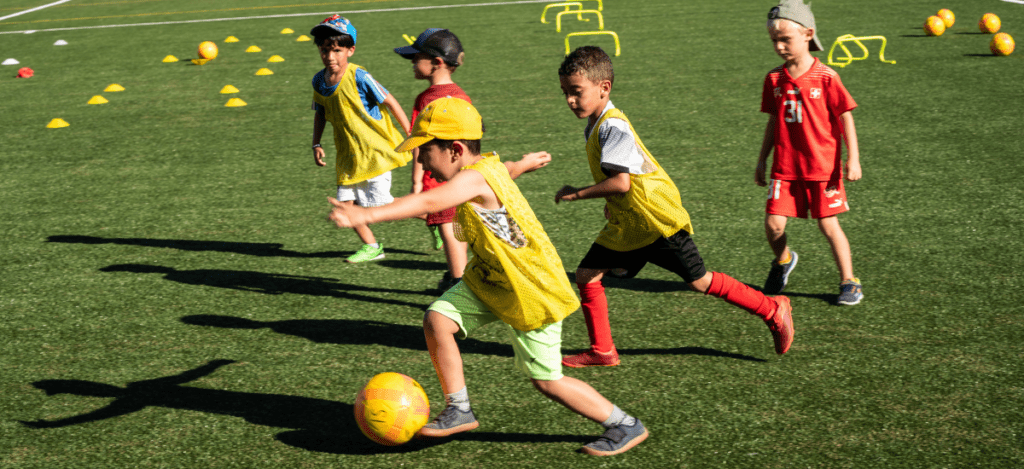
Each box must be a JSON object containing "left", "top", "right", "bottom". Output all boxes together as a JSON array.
[
  {"left": 558, "top": 46, "right": 614, "bottom": 86},
  {"left": 314, "top": 34, "right": 355, "bottom": 49},
  {"left": 427, "top": 139, "right": 481, "bottom": 155}
]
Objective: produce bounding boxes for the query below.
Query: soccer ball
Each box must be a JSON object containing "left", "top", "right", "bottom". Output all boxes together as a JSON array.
[
  {"left": 924, "top": 16, "right": 946, "bottom": 36},
  {"left": 198, "top": 41, "right": 218, "bottom": 59},
  {"left": 937, "top": 9, "right": 955, "bottom": 28},
  {"left": 990, "top": 32, "right": 1015, "bottom": 56},
  {"left": 979, "top": 13, "right": 1001, "bottom": 34},
  {"left": 354, "top": 372, "right": 430, "bottom": 445}
]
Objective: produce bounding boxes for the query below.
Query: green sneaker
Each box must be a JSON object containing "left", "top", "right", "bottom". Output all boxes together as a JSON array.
[
  {"left": 346, "top": 243, "right": 384, "bottom": 263},
  {"left": 428, "top": 225, "right": 443, "bottom": 251}
]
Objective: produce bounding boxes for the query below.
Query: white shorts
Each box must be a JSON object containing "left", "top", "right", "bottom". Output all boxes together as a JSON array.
[{"left": 336, "top": 171, "right": 393, "bottom": 208}]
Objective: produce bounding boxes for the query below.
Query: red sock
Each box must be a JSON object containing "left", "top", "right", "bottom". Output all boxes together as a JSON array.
[
  {"left": 578, "top": 281, "right": 615, "bottom": 353},
  {"left": 705, "top": 272, "right": 777, "bottom": 320}
]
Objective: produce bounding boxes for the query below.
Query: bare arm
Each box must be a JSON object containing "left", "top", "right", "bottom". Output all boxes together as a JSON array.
[
  {"left": 504, "top": 152, "right": 552, "bottom": 180},
  {"left": 755, "top": 114, "right": 777, "bottom": 186},
  {"left": 411, "top": 148, "right": 425, "bottom": 193},
  {"left": 330, "top": 169, "right": 491, "bottom": 228},
  {"left": 312, "top": 110, "right": 327, "bottom": 167},
  {"left": 381, "top": 94, "right": 412, "bottom": 136},
  {"left": 840, "top": 111, "right": 861, "bottom": 181},
  {"left": 555, "top": 171, "right": 630, "bottom": 203}
]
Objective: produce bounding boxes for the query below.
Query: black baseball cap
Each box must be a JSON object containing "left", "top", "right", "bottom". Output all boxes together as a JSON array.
[{"left": 394, "top": 28, "right": 465, "bottom": 66}]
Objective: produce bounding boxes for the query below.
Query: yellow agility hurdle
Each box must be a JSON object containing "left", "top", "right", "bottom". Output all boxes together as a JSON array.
[
  {"left": 827, "top": 34, "right": 896, "bottom": 68},
  {"left": 565, "top": 30, "right": 620, "bottom": 56},
  {"left": 402, "top": 33, "right": 415, "bottom": 45},
  {"left": 557, "top": 9, "right": 603, "bottom": 32},
  {"left": 541, "top": 2, "right": 584, "bottom": 24}
]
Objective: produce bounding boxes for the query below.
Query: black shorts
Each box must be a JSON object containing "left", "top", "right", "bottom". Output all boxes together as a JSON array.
[{"left": 577, "top": 229, "right": 708, "bottom": 283}]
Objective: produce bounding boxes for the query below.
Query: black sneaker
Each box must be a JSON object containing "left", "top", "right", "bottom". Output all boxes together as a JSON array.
[
  {"left": 763, "top": 251, "right": 798, "bottom": 294},
  {"left": 581, "top": 418, "right": 649, "bottom": 456},
  {"left": 837, "top": 278, "right": 863, "bottom": 305},
  {"left": 416, "top": 405, "right": 479, "bottom": 438}
]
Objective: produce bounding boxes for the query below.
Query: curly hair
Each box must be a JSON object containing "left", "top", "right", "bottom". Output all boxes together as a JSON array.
[{"left": 558, "top": 46, "right": 614, "bottom": 85}]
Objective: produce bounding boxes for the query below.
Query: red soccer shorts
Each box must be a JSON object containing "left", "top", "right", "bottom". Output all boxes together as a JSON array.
[{"left": 765, "top": 179, "right": 849, "bottom": 219}]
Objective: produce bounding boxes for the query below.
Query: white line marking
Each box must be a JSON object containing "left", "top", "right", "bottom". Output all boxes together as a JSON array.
[
  {"left": 0, "top": 0, "right": 553, "bottom": 34},
  {"left": 1002, "top": 0, "right": 1024, "bottom": 4},
  {"left": 0, "top": 0, "right": 73, "bottom": 23}
]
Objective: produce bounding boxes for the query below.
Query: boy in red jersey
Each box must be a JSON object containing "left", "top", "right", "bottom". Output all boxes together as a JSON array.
[
  {"left": 395, "top": 28, "right": 471, "bottom": 291},
  {"left": 756, "top": 0, "right": 863, "bottom": 305},
  {"left": 555, "top": 46, "right": 794, "bottom": 368}
]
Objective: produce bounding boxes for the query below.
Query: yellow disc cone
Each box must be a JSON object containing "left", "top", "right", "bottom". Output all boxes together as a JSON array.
[
  {"left": 225, "top": 36, "right": 239, "bottom": 43},
  {"left": 255, "top": 68, "right": 274, "bottom": 76},
  {"left": 87, "top": 95, "right": 109, "bottom": 105},
  {"left": 267, "top": 55, "right": 284, "bottom": 63},
  {"left": 245, "top": 45, "right": 262, "bottom": 53},
  {"left": 46, "top": 118, "right": 70, "bottom": 128},
  {"left": 225, "top": 98, "right": 247, "bottom": 107},
  {"left": 220, "top": 85, "right": 240, "bottom": 94},
  {"left": 281, "top": 28, "right": 294, "bottom": 34},
  {"left": 296, "top": 35, "right": 311, "bottom": 42},
  {"left": 104, "top": 84, "right": 125, "bottom": 92},
  {"left": 191, "top": 58, "right": 211, "bottom": 65},
  {"left": 162, "top": 55, "right": 179, "bottom": 63}
]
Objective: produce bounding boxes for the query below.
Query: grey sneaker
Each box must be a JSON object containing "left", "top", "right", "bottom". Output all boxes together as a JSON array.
[
  {"left": 581, "top": 419, "right": 649, "bottom": 456},
  {"left": 837, "top": 278, "right": 863, "bottom": 305},
  {"left": 763, "top": 251, "right": 798, "bottom": 294},
  {"left": 416, "top": 405, "right": 479, "bottom": 438}
]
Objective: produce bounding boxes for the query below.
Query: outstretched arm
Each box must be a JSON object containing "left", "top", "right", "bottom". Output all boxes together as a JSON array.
[
  {"left": 756, "top": 115, "right": 777, "bottom": 187},
  {"left": 504, "top": 152, "right": 552, "bottom": 179},
  {"left": 329, "top": 169, "right": 491, "bottom": 228},
  {"left": 840, "top": 111, "right": 861, "bottom": 181},
  {"left": 555, "top": 171, "right": 630, "bottom": 203}
]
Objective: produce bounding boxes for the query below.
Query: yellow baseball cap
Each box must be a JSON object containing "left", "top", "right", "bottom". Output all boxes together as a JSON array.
[{"left": 395, "top": 97, "right": 482, "bottom": 153}]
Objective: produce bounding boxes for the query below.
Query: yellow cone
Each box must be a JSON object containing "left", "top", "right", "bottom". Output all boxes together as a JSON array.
[
  {"left": 267, "top": 55, "right": 284, "bottom": 63},
  {"left": 225, "top": 36, "right": 239, "bottom": 43},
  {"left": 220, "top": 85, "right": 240, "bottom": 94},
  {"left": 162, "top": 55, "right": 179, "bottom": 63},
  {"left": 281, "top": 28, "right": 294, "bottom": 34},
  {"left": 225, "top": 98, "right": 247, "bottom": 107},
  {"left": 245, "top": 45, "right": 261, "bottom": 53},
  {"left": 104, "top": 84, "right": 125, "bottom": 92},
  {"left": 255, "top": 68, "right": 274, "bottom": 76},
  {"left": 296, "top": 35, "right": 311, "bottom": 42},
  {"left": 46, "top": 118, "right": 70, "bottom": 128},
  {"left": 87, "top": 95, "right": 109, "bottom": 105},
  {"left": 191, "top": 58, "right": 211, "bottom": 65}
]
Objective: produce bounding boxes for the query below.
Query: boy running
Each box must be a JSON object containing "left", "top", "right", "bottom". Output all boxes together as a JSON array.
[
  {"left": 328, "top": 98, "right": 648, "bottom": 456},
  {"left": 757, "top": 0, "right": 863, "bottom": 304},
  {"left": 309, "top": 15, "right": 413, "bottom": 263},
  {"left": 555, "top": 46, "right": 794, "bottom": 368}
]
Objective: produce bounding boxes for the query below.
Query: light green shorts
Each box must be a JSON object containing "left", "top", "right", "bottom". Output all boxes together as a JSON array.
[{"left": 428, "top": 281, "right": 564, "bottom": 381}]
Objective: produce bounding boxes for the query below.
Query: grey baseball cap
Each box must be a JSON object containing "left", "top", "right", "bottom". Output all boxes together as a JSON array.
[{"left": 768, "top": 0, "right": 823, "bottom": 52}]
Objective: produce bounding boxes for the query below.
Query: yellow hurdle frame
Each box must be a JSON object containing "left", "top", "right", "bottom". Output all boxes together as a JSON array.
[
  {"left": 826, "top": 34, "right": 896, "bottom": 68},
  {"left": 565, "top": 30, "right": 620, "bottom": 56},
  {"left": 557, "top": 9, "right": 603, "bottom": 32},
  {"left": 541, "top": 2, "right": 583, "bottom": 23}
]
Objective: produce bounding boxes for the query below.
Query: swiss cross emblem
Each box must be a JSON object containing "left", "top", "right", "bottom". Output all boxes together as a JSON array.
[
  {"left": 773, "top": 87, "right": 782, "bottom": 98},
  {"left": 810, "top": 88, "right": 822, "bottom": 99}
]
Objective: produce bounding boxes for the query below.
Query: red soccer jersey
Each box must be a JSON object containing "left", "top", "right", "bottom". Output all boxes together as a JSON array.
[
  {"left": 761, "top": 58, "right": 857, "bottom": 181},
  {"left": 413, "top": 83, "right": 472, "bottom": 193}
]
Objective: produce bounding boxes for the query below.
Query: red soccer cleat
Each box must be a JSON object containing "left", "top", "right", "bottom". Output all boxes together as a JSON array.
[
  {"left": 766, "top": 296, "right": 794, "bottom": 354},
  {"left": 562, "top": 348, "right": 620, "bottom": 368}
]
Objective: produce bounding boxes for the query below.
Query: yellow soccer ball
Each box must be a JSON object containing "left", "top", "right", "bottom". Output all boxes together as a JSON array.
[
  {"left": 937, "top": 9, "right": 955, "bottom": 28},
  {"left": 924, "top": 16, "right": 946, "bottom": 36},
  {"left": 990, "top": 32, "right": 1015, "bottom": 56},
  {"left": 198, "top": 41, "right": 219, "bottom": 60},
  {"left": 354, "top": 372, "right": 430, "bottom": 446},
  {"left": 979, "top": 13, "right": 1001, "bottom": 34}
]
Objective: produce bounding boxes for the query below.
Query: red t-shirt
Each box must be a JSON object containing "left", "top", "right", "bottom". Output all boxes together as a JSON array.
[
  {"left": 761, "top": 58, "right": 857, "bottom": 181},
  {"left": 413, "top": 83, "right": 472, "bottom": 191}
]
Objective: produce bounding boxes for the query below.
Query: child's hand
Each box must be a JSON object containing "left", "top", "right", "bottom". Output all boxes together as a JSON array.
[
  {"left": 555, "top": 185, "right": 580, "bottom": 204},
  {"left": 327, "top": 197, "right": 367, "bottom": 228},
  {"left": 313, "top": 146, "right": 327, "bottom": 167},
  {"left": 845, "top": 159, "right": 862, "bottom": 181},
  {"left": 755, "top": 160, "right": 768, "bottom": 187},
  {"left": 519, "top": 151, "right": 552, "bottom": 173}
]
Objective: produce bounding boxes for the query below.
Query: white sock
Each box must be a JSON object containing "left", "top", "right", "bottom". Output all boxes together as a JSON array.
[
  {"left": 602, "top": 405, "right": 636, "bottom": 428},
  {"left": 445, "top": 386, "right": 471, "bottom": 412}
]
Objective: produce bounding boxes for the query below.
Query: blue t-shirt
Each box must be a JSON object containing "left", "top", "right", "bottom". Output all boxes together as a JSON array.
[{"left": 311, "top": 67, "right": 389, "bottom": 120}]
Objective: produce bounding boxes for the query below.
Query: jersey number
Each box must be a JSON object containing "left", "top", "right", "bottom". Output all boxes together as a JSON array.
[{"left": 784, "top": 90, "right": 803, "bottom": 124}]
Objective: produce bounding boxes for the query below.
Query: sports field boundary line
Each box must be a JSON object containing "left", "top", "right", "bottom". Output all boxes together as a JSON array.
[
  {"left": 0, "top": 0, "right": 72, "bottom": 23},
  {"left": 0, "top": 0, "right": 553, "bottom": 35}
]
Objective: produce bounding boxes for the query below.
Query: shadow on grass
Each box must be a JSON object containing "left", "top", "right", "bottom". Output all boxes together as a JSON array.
[
  {"left": 181, "top": 314, "right": 514, "bottom": 357},
  {"left": 563, "top": 346, "right": 766, "bottom": 362},
  {"left": 47, "top": 235, "right": 426, "bottom": 258},
  {"left": 963, "top": 53, "right": 999, "bottom": 57},
  {"left": 21, "top": 360, "right": 582, "bottom": 454},
  {"left": 101, "top": 263, "right": 433, "bottom": 309}
]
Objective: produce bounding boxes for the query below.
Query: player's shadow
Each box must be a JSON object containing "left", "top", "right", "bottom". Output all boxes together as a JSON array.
[
  {"left": 963, "top": 53, "right": 1000, "bottom": 57},
  {"left": 181, "top": 314, "right": 514, "bottom": 357},
  {"left": 616, "top": 346, "right": 766, "bottom": 362},
  {"left": 377, "top": 259, "right": 449, "bottom": 272},
  {"left": 777, "top": 290, "right": 840, "bottom": 306},
  {"left": 47, "top": 235, "right": 426, "bottom": 259},
  {"left": 22, "top": 360, "right": 593, "bottom": 454},
  {"left": 101, "top": 264, "right": 432, "bottom": 309}
]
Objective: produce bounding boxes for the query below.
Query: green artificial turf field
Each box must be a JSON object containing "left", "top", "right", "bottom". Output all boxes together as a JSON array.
[{"left": 2, "top": 0, "right": 1022, "bottom": 467}]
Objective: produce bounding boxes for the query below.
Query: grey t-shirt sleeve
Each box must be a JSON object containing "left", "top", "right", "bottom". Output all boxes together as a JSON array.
[{"left": 598, "top": 118, "right": 650, "bottom": 175}]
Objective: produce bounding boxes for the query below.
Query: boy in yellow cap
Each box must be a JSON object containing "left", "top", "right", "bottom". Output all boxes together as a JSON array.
[{"left": 327, "top": 97, "right": 648, "bottom": 456}]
